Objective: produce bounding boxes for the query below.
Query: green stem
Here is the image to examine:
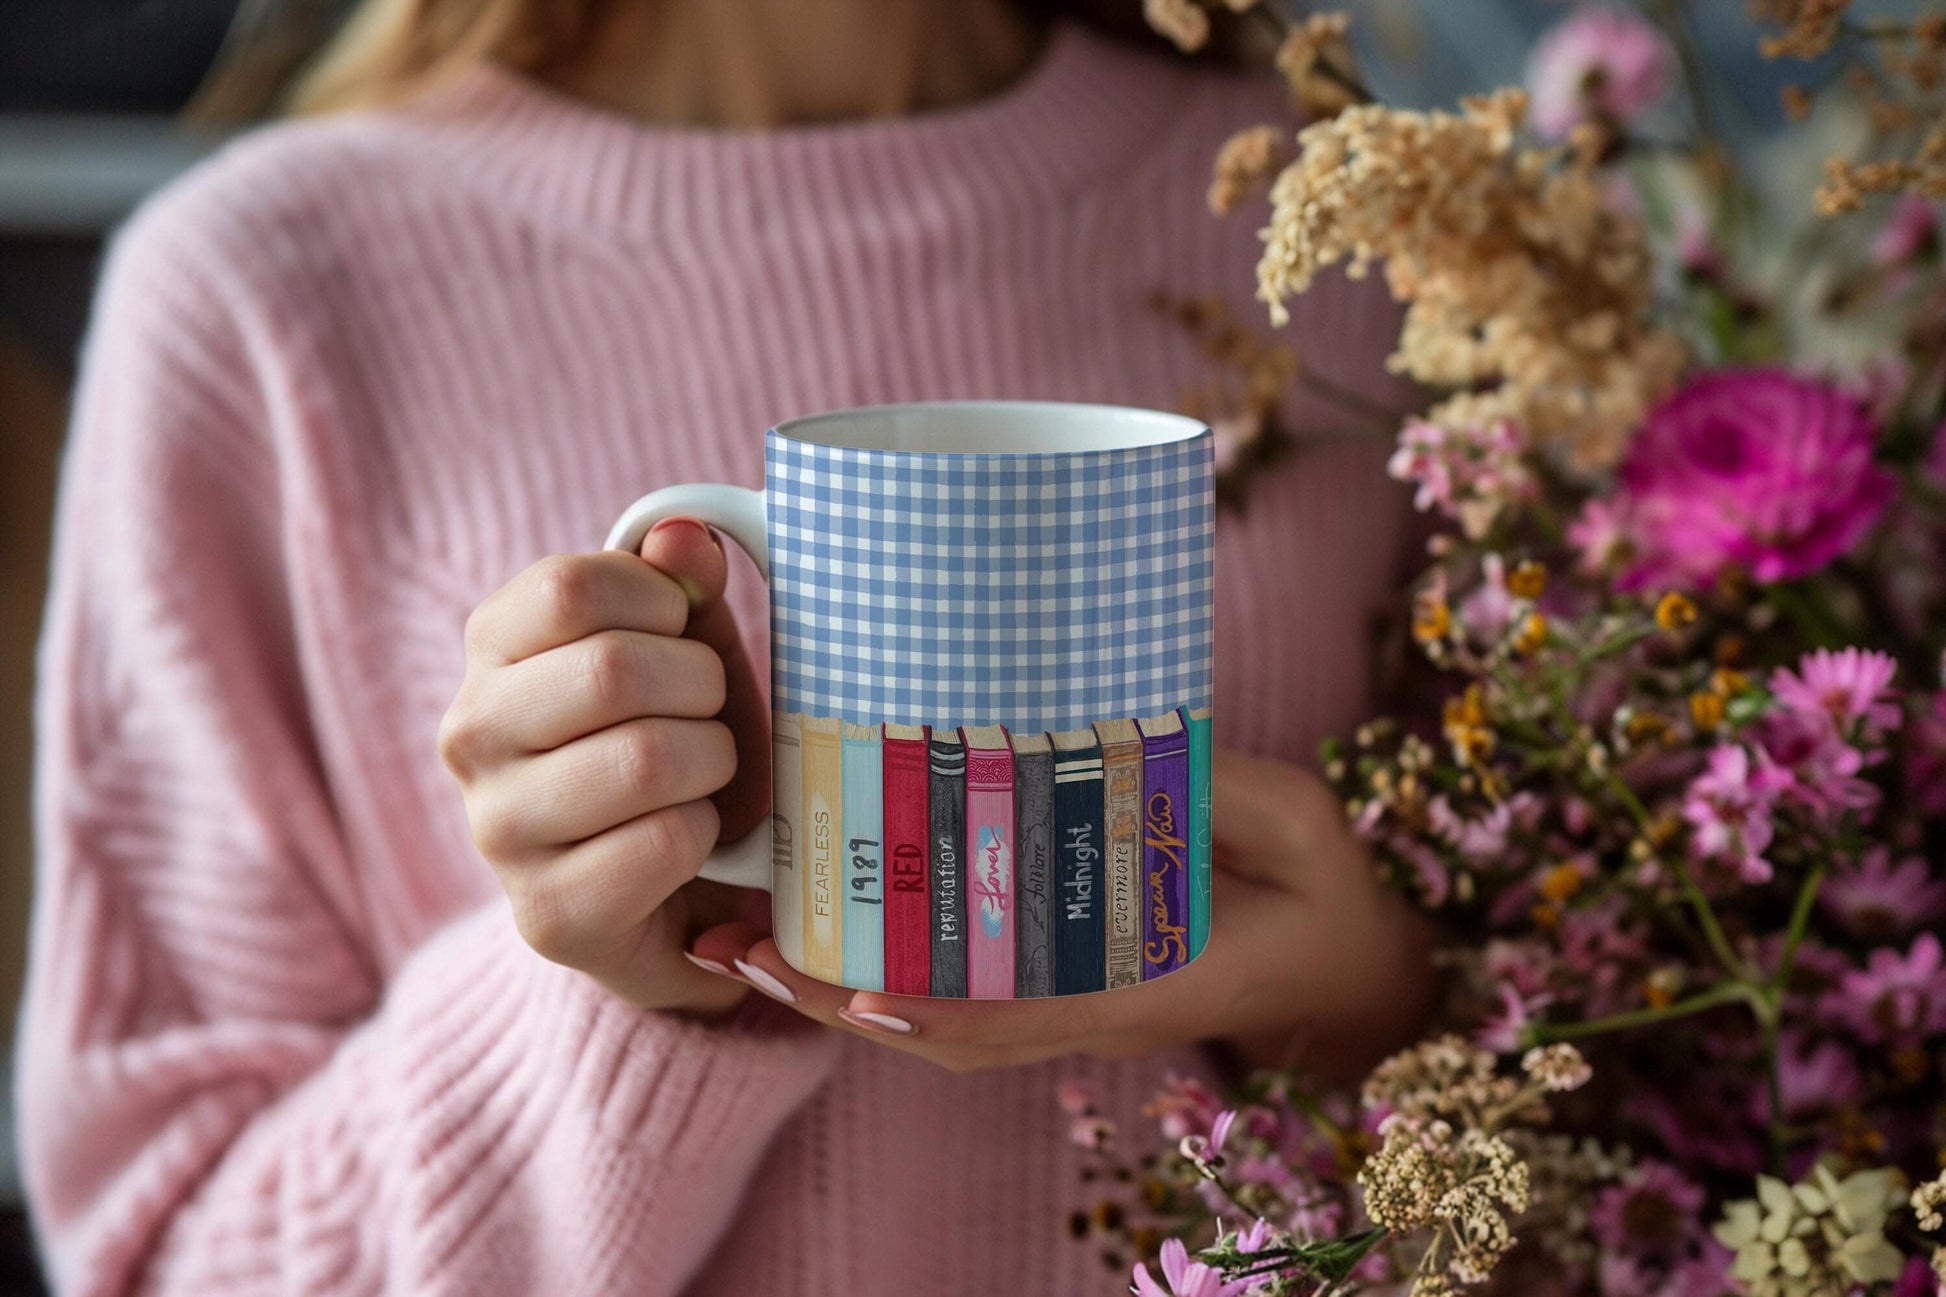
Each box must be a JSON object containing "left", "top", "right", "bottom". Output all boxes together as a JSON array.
[
  {"left": 1523, "top": 981, "right": 1752, "bottom": 1044},
  {"left": 1767, "top": 581, "right": 1850, "bottom": 649},
  {"left": 1776, "top": 863, "right": 1826, "bottom": 988},
  {"left": 1606, "top": 772, "right": 1750, "bottom": 980}
]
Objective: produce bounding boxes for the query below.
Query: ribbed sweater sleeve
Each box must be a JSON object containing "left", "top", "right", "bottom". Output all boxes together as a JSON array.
[{"left": 17, "top": 198, "right": 841, "bottom": 1297}]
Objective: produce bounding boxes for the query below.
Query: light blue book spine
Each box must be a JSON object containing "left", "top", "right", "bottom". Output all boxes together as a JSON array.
[
  {"left": 841, "top": 722, "right": 886, "bottom": 991},
  {"left": 1185, "top": 706, "right": 1213, "bottom": 961}
]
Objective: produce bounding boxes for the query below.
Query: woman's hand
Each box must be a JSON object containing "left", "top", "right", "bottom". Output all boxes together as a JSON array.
[
  {"left": 438, "top": 518, "right": 770, "bottom": 1017},
  {"left": 690, "top": 747, "right": 1437, "bottom": 1079}
]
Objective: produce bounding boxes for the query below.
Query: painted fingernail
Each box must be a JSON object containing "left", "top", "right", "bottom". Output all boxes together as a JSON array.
[
  {"left": 683, "top": 951, "right": 733, "bottom": 977},
  {"left": 838, "top": 1006, "right": 916, "bottom": 1036},
  {"left": 733, "top": 958, "right": 796, "bottom": 1004}
]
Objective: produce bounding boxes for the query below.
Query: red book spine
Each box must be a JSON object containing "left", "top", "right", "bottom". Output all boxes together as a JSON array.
[{"left": 881, "top": 724, "right": 932, "bottom": 996}]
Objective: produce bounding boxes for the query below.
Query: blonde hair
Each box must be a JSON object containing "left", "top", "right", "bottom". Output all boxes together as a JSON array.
[
  {"left": 188, "top": 0, "right": 611, "bottom": 120},
  {"left": 187, "top": 0, "right": 1246, "bottom": 122},
  {"left": 287, "top": 0, "right": 608, "bottom": 114}
]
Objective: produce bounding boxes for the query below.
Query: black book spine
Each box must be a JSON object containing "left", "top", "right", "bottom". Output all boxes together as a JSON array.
[
  {"left": 928, "top": 736, "right": 968, "bottom": 998},
  {"left": 1014, "top": 744, "right": 1055, "bottom": 998},
  {"left": 1052, "top": 738, "right": 1106, "bottom": 995}
]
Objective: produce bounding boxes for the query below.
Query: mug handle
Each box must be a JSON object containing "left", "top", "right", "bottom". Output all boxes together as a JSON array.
[{"left": 604, "top": 484, "right": 772, "bottom": 891}]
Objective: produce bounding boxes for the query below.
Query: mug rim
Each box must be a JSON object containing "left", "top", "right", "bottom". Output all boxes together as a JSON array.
[{"left": 770, "top": 399, "right": 1212, "bottom": 459}]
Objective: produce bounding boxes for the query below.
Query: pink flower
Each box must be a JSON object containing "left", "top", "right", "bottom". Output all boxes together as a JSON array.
[
  {"left": 1607, "top": 370, "right": 1893, "bottom": 591},
  {"left": 1756, "top": 711, "right": 1879, "bottom": 824},
  {"left": 1770, "top": 1033, "right": 1864, "bottom": 1121},
  {"left": 1590, "top": 1159, "right": 1706, "bottom": 1260},
  {"left": 1871, "top": 194, "right": 1940, "bottom": 268},
  {"left": 1769, "top": 648, "right": 1901, "bottom": 738},
  {"left": 1820, "top": 847, "right": 1946, "bottom": 938},
  {"left": 1056, "top": 1078, "right": 1098, "bottom": 1116},
  {"left": 1387, "top": 417, "right": 1536, "bottom": 539},
  {"left": 1147, "top": 1074, "right": 1225, "bottom": 1143},
  {"left": 1824, "top": 931, "right": 1946, "bottom": 1044},
  {"left": 1568, "top": 497, "right": 1634, "bottom": 576},
  {"left": 1132, "top": 1239, "right": 1248, "bottom": 1297},
  {"left": 1526, "top": 7, "right": 1673, "bottom": 138},
  {"left": 1477, "top": 982, "right": 1556, "bottom": 1053},
  {"left": 1908, "top": 690, "right": 1946, "bottom": 816},
  {"left": 1683, "top": 744, "right": 1791, "bottom": 884}
]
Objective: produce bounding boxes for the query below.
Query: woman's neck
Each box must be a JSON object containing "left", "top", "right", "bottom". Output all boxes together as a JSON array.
[{"left": 541, "top": 0, "right": 1052, "bottom": 128}]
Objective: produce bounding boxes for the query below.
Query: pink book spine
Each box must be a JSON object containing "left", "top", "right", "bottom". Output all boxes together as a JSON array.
[{"left": 960, "top": 725, "right": 1015, "bottom": 1000}]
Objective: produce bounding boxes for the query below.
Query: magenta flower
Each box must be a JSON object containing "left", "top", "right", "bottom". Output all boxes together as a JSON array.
[
  {"left": 1770, "top": 647, "right": 1901, "bottom": 738},
  {"left": 1893, "top": 1255, "right": 1941, "bottom": 1297},
  {"left": 1825, "top": 931, "right": 1946, "bottom": 1044},
  {"left": 1477, "top": 982, "right": 1557, "bottom": 1054},
  {"left": 1526, "top": 7, "right": 1672, "bottom": 138},
  {"left": 1606, "top": 369, "right": 1893, "bottom": 592},
  {"left": 1683, "top": 744, "right": 1791, "bottom": 884},
  {"left": 1820, "top": 847, "right": 1946, "bottom": 938},
  {"left": 1132, "top": 1239, "right": 1248, "bottom": 1297}
]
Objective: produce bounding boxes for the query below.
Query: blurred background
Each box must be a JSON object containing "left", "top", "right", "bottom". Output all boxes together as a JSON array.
[{"left": 0, "top": 0, "right": 1894, "bottom": 1289}]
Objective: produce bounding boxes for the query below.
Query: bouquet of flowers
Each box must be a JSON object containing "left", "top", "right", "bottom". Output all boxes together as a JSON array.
[{"left": 1066, "top": 2, "right": 1946, "bottom": 1293}]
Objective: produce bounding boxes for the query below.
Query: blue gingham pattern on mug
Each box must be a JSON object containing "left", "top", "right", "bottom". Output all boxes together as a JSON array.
[{"left": 766, "top": 427, "right": 1214, "bottom": 733}]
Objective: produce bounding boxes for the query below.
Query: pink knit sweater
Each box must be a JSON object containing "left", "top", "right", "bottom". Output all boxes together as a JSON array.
[{"left": 20, "top": 21, "right": 1410, "bottom": 1296}]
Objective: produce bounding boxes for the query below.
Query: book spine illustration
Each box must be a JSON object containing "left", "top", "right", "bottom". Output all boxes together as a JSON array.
[
  {"left": 841, "top": 723, "right": 884, "bottom": 991},
  {"left": 1052, "top": 732, "right": 1106, "bottom": 995},
  {"left": 1186, "top": 706, "right": 1213, "bottom": 962},
  {"left": 1095, "top": 720, "right": 1144, "bottom": 990},
  {"left": 961, "top": 726, "right": 1015, "bottom": 1000},
  {"left": 771, "top": 710, "right": 805, "bottom": 970},
  {"left": 927, "top": 733, "right": 968, "bottom": 998},
  {"left": 1012, "top": 735, "right": 1055, "bottom": 999},
  {"left": 1139, "top": 713, "right": 1191, "bottom": 980},
  {"left": 799, "top": 716, "right": 844, "bottom": 983},
  {"left": 881, "top": 724, "right": 932, "bottom": 996}
]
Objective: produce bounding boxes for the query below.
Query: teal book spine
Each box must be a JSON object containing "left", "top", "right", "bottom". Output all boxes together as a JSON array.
[
  {"left": 1185, "top": 706, "right": 1213, "bottom": 961},
  {"left": 841, "top": 722, "right": 885, "bottom": 991}
]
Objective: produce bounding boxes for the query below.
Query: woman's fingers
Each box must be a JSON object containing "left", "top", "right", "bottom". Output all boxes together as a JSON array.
[
  {"left": 464, "top": 548, "right": 694, "bottom": 665},
  {"left": 638, "top": 519, "right": 773, "bottom": 844},
  {"left": 1209, "top": 746, "right": 1352, "bottom": 890},
  {"left": 482, "top": 630, "right": 729, "bottom": 754},
  {"left": 502, "top": 797, "right": 723, "bottom": 970},
  {"left": 476, "top": 716, "right": 738, "bottom": 853}
]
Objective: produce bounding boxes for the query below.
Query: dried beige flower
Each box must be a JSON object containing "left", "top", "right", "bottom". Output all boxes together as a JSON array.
[
  {"left": 1756, "top": 0, "right": 1855, "bottom": 59},
  {"left": 1209, "top": 124, "right": 1291, "bottom": 216},
  {"left": 1916, "top": 1165, "right": 1946, "bottom": 1232},
  {"left": 1144, "top": 0, "right": 1209, "bottom": 53},
  {"left": 1254, "top": 88, "right": 1685, "bottom": 467},
  {"left": 1274, "top": 12, "right": 1364, "bottom": 118}
]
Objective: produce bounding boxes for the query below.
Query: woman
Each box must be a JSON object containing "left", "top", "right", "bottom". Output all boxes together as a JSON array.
[{"left": 19, "top": 0, "right": 1432, "bottom": 1291}]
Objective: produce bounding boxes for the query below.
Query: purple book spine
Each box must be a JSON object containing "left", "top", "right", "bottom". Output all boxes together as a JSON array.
[{"left": 1138, "top": 712, "right": 1191, "bottom": 979}]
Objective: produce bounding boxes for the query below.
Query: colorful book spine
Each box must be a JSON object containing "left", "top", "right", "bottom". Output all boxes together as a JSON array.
[
  {"left": 771, "top": 710, "right": 805, "bottom": 970},
  {"left": 961, "top": 725, "right": 1016, "bottom": 1000},
  {"left": 1051, "top": 729, "right": 1105, "bottom": 995},
  {"left": 1138, "top": 711, "right": 1191, "bottom": 980},
  {"left": 1185, "top": 706, "right": 1213, "bottom": 962},
  {"left": 1094, "top": 718, "right": 1144, "bottom": 989},
  {"left": 927, "top": 731, "right": 968, "bottom": 998},
  {"left": 799, "top": 716, "right": 844, "bottom": 983},
  {"left": 882, "top": 723, "right": 932, "bottom": 996},
  {"left": 1011, "top": 731, "right": 1055, "bottom": 999},
  {"left": 841, "top": 722, "right": 885, "bottom": 991}
]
